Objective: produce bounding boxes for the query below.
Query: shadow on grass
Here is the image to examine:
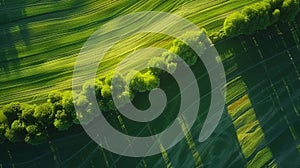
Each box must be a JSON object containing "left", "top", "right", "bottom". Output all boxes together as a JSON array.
[
  {"left": 228, "top": 20, "right": 300, "bottom": 167},
  {"left": 0, "top": 0, "right": 31, "bottom": 72}
]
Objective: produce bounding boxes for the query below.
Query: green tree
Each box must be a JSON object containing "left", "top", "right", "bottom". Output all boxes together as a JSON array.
[
  {"left": 0, "top": 123, "right": 7, "bottom": 144},
  {"left": 148, "top": 56, "right": 167, "bottom": 76},
  {"left": 223, "top": 12, "right": 248, "bottom": 36},
  {"left": 271, "top": 9, "right": 281, "bottom": 23},
  {"left": 4, "top": 128, "right": 17, "bottom": 143},
  {"left": 21, "top": 104, "right": 36, "bottom": 124},
  {"left": 169, "top": 32, "right": 207, "bottom": 66},
  {"left": 11, "top": 119, "right": 25, "bottom": 132},
  {"left": 53, "top": 110, "right": 73, "bottom": 131},
  {"left": 74, "top": 94, "right": 99, "bottom": 124},
  {"left": 2, "top": 102, "right": 22, "bottom": 123},
  {"left": 25, "top": 124, "right": 47, "bottom": 145},
  {"left": 241, "top": 1, "right": 272, "bottom": 31},
  {"left": 281, "top": 0, "right": 300, "bottom": 21},
  {"left": 129, "top": 70, "right": 160, "bottom": 93},
  {"left": 48, "top": 91, "right": 63, "bottom": 104},
  {"left": 34, "top": 103, "right": 55, "bottom": 126},
  {"left": 62, "top": 91, "right": 77, "bottom": 124},
  {"left": 9, "top": 119, "right": 26, "bottom": 142}
]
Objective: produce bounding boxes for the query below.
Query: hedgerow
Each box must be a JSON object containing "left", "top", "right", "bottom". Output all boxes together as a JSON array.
[
  {"left": 0, "top": 30, "right": 209, "bottom": 145},
  {"left": 211, "top": 0, "right": 300, "bottom": 41}
]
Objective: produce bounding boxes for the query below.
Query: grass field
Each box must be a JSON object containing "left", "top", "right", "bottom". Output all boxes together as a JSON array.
[
  {"left": 0, "top": 0, "right": 261, "bottom": 107},
  {"left": 1, "top": 0, "right": 300, "bottom": 168}
]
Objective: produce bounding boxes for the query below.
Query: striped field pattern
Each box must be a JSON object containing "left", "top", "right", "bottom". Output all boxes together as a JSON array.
[{"left": 1, "top": 0, "right": 300, "bottom": 167}]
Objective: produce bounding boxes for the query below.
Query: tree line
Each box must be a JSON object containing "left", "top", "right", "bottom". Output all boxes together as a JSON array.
[
  {"left": 211, "top": 0, "right": 300, "bottom": 41},
  {"left": 0, "top": 31, "right": 209, "bottom": 145}
]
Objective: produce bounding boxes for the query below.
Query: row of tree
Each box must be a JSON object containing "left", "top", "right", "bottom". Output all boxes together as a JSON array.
[
  {"left": 0, "top": 30, "right": 209, "bottom": 145},
  {"left": 211, "top": 0, "right": 299, "bottom": 41},
  {"left": 0, "top": 91, "right": 76, "bottom": 145}
]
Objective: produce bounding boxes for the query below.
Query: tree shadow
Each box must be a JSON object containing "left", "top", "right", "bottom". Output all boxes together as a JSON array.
[
  {"left": 0, "top": 0, "right": 31, "bottom": 72},
  {"left": 226, "top": 20, "right": 300, "bottom": 167}
]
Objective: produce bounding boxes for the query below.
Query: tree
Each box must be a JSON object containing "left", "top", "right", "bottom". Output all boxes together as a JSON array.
[
  {"left": 82, "top": 80, "right": 98, "bottom": 99},
  {"left": 222, "top": 0, "right": 300, "bottom": 38},
  {"left": 74, "top": 94, "right": 99, "bottom": 124},
  {"left": 34, "top": 103, "right": 55, "bottom": 126},
  {"left": 281, "top": 0, "right": 300, "bottom": 21},
  {"left": 101, "top": 84, "right": 112, "bottom": 99},
  {"left": 4, "top": 128, "right": 18, "bottom": 143},
  {"left": 48, "top": 91, "right": 62, "bottom": 104},
  {"left": 167, "top": 62, "right": 177, "bottom": 74},
  {"left": 11, "top": 119, "right": 25, "bottom": 132},
  {"left": 53, "top": 110, "right": 73, "bottom": 131},
  {"left": 272, "top": 9, "right": 281, "bottom": 22},
  {"left": 2, "top": 102, "right": 22, "bottom": 123},
  {"left": 25, "top": 124, "right": 47, "bottom": 145},
  {"left": 169, "top": 32, "right": 207, "bottom": 66},
  {"left": 223, "top": 12, "right": 248, "bottom": 36},
  {"left": 0, "top": 123, "right": 7, "bottom": 144},
  {"left": 99, "top": 83, "right": 117, "bottom": 112},
  {"left": 62, "top": 91, "right": 77, "bottom": 124},
  {"left": 241, "top": 1, "right": 272, "bottom": 32},
  {"left": 21, "top": 104, "right": 35, "bottom": 124},
  {"left": 9, "top": 119, "right": 26, "bottom": 142},
  {"left": 148, "top": 56, "right": 167, "bottom": 76},
  {"left": 94, "top": 73, "right": 135, "bottom": 112},
  {"left": 111, "top": 73, "right": 127, "bottom": 93},
  {"left": 129, "top": 70, "right": 160, "bottom": 93}
]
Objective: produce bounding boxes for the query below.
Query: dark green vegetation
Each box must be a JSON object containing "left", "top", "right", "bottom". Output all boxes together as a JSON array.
[
  {"left": 0, "top": 92, "right": 76, "bottom": 145},
  {"left": 1, "top": 0, "right": 300, "bottom": 167}
]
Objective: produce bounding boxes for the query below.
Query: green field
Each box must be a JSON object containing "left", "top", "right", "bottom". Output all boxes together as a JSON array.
[
  {"left": 1, "top": 0, "right": 300, "bottom": 168},
  {"left": 0, "top": 0, "right": 261, "bottom": 106}
]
